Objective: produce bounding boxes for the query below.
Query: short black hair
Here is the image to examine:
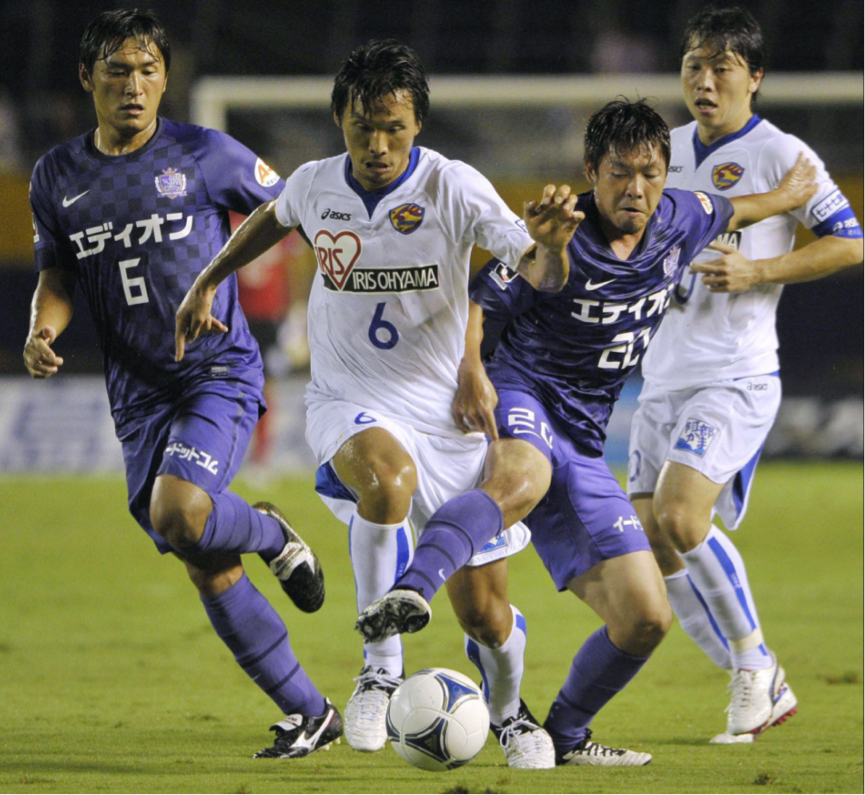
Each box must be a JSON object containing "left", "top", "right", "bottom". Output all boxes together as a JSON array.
[
  {"left": 79, "top": 9, "right": 171, "bottom": 76},
  {"left": 331, "top": 39, "right": 429, "bottom": 125},
  {"left": 584, "top": 99, "right": 671, "bottom": 174},
  {"left": 681, "top": 7, "right": 764, "bottom": 100}
]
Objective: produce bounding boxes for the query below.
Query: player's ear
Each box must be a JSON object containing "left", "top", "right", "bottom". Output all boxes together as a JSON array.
[
  {"left": 748, "top": 69, "right": 763, "bottom": 97},
  {"left": 585, "top": 162, "right": 597, "bottom": 184},
  {"left": 79, "top": 63, "right": 94, "bottom": 93},
  {"left": 333, "top": 111, "right": 342, "bottom": 128}
]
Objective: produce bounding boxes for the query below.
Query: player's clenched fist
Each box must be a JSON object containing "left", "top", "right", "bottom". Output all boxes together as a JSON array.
[
  {"left": 174, "top": 281, "right": 228, "bottom": 362},
  {"left": 23, "top": 326, "right": 64, "bottom": 379}
]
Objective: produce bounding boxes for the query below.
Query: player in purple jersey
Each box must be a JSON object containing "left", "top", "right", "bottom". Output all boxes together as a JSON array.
[
  {"left": 357, "top": 99, "right": 817, "bottom": 765},
  {"left": 22, "top": 10, "right": 340, "bottom": 759}
]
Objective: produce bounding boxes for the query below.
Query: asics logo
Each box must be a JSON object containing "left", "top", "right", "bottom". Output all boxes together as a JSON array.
[
  {"left": 321, "top": 208, "right": 352, "bottom": 221},
  {"left": 585, "top": 277, "right": 616, "bottom": 291},
  {"left": 62, "top": 190, "right": 90, "bottom": 207}
]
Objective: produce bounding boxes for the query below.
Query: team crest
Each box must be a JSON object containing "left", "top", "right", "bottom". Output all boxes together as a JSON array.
[
  {"left": 712, "top": 162, "right": 745, "bottom": 191},
  {"left": 314, "top": 229, "right": 362, "bottom": 290},
  {"left": 155, "top": 167, "right": 187, "bottom": 199},
  {"left": 662, "top": 245, "right": 681, "bottom": 278},
  {"left": 674, "top": 418, "right": 718, "bottom": 457},
  {"left": 389, "top": 203, "right": 425, "bottom": 235}
]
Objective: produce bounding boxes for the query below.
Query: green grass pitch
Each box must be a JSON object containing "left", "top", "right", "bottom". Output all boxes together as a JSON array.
[{"left": 1, "top": 462, "right": 862, "bottom": 793}]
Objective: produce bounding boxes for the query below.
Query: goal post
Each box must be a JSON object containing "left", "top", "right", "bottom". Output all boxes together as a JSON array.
[{"left": 191, "top": 73, "right": 863, "bottom": 133}]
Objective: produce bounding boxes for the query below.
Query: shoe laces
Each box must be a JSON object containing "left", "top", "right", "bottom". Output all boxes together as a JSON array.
[
  {"left": 726, "top": 669, "right": 758, "bottom": 715},
  {"left": 574, "top": 729, "right": 626, "bottom": 758},
  {"left": 350, "top": 668, "right": 402, "bottom": 722},
  {"left": 498, "top": 717, "right": 546, "bottom": 754}
]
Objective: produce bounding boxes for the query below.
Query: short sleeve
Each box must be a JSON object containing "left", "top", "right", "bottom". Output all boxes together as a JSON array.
[
  {"left": 676, "top": 190, "right": 735, "bottom": 260},
  {"left": 30, "top": 155, "right": 76, "bottom": 273},
  {"left": 470, "top": 258, "right": 540, "bottom": 357},
  {"left": 761, "top": 134, "right": 862, "bottom": 239},
  {"left": 195, "top": 129, "right": 284, "bottom": 215},
  {"left": 440, "top": 162, "right": 533, "bottom": 267},
  {"left": 274, "top": 162, "right": 317, "bottom": 229}
]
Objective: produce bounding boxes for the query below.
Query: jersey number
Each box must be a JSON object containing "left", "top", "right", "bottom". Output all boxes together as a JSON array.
[
  {"left": 598, "top": 327, "right": 651, "bottom": 370},
  {"left": 368, "top": 302, "right": 399, "bottom": 350},
  {"left": 119, "top": 258, "right": 149, "bottom": 306}
]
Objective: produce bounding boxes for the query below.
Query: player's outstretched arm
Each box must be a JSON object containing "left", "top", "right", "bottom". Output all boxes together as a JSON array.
[
  {"left": 518, "top": 184, "right": 583, "bottom": 292},
  {"left": 454, "top": 301, "right": 499, "bottom": 439},
  {"left": 23, "top": 268, "right": 76, "bottom": 379},
  {"left": 727, "top": 153, "right": 817, "bottom": 231},
  {"left": 694, "top": 234, "right": 864, "bottom": 293},
  {"left": 175, "top": 199, "right": 292, "bottom": 361}
]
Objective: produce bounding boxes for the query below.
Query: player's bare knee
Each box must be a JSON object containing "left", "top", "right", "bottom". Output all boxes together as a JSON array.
[
  {"left": 456, "top": 605, "right": 512, "bottom": 649},
  {"left": 485, "top": 466, "right": 549, "bottom": 527},
  {"left": 150, "top": 481, "right": 211, "bottom": 550},
  {"left": 355, "top": 463, "right": 416, "bottom": 522},
  {"left": 614, "top": 603, "right": 671, "bottom": 656},
  {"left": 654, "top": 498, "right": 701, "bottom": 553}
]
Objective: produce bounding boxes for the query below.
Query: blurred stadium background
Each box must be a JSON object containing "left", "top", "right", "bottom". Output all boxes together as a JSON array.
[{"left": 0, "top": 0, "right": 861, "bottom": 476}]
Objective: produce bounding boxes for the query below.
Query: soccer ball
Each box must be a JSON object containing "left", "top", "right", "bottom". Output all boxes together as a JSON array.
[{"left": 386, "top": 668, "right": 490, "bottom": 771}]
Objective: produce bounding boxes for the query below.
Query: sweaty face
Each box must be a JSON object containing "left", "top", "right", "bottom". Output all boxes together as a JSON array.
[
  {"left": 80, "top": 37, "right": 167, "bottom": 149},
  {"left": 681, "top": 42, "right": 761, "bottom": 142},
  {"left": 338, "top": 90, "right": 421, "bottom": 191},
  {"left": 588, "top": 145, "right": 667, "bottom": 238}
]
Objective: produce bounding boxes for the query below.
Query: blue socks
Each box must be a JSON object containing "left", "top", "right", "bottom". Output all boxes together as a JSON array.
[
  {"left": 544, "top": 626, "right": 648, "bottom": 753},
  {"left": 393, "top": 490, "right": 504, "bottom": 601},
  {"left": 202, "top": 573, "right": 326, "bottom": 717},
  {"left": 180, "top": 491, "right": 285, "bottom": 561}
]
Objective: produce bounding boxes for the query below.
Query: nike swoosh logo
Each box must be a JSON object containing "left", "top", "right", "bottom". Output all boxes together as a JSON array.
[
  {"left": 438, "top": 568, "right": 446, "bottom": 581},
  {"left": 62, "top": 190, "right": 90, "bottom": 207},
  {"left": 585, "top": 278, "right": 616, "bottom": 291}
]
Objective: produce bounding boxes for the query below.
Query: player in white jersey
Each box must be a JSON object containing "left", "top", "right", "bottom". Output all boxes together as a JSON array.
[
  {"left": 176, "top": 40, "right": 581, "bottom": 768},
  {"left": 627, "top": 7, "right": 863, "bottom": 744}
]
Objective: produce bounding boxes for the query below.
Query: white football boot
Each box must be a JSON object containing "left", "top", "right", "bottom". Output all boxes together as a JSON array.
[
  {"left": 344, "top": 666, "right": 403, "bottom": 751},
  {"left": 557, "top": 728, "right": 652, "bottom": 766},
  {"left": 710, "top": 655, "right": 798, "bottom": 744},
  {"left": 491, "top": 700, "right": 555, "bottom": 769}
]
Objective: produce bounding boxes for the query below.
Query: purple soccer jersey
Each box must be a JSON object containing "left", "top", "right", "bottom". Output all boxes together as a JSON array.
[
  {"left": 29, "top": 118, "right": 284, "bottom": 431},
  {"left": 472, "top": 188, "right": 733, "bottom": 454}
]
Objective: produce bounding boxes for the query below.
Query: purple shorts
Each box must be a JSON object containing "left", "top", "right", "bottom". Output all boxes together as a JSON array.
[
  {"left": 496, "top": 388, "right": 651, "bottom": 591},
  {"left": 119, "top": 379, "right": 263, "bottom": 554}
]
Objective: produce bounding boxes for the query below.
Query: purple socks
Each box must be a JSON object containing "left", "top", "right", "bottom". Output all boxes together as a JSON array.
[
  {"left": 180, "top": 491, "right": 285, "bottom": 561},
  {"left": 393, "top": 490, "right": 504, "bottom": 600},
  {"left": 202, "top": 573, "right": 326, "bottom": 717},
  {"left": 544, "top": 626, "right": 648, "bottom": 753}
]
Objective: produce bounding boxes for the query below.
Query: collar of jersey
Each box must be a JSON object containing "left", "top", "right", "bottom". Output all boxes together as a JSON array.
[
  {"left": 84, "top": 116, "right": 166, "bottom": 162},
  {"left": 692, "top": 114, "right": 762, "bottom": 169},
  {"left": 579, "top": 190, "right": 656, "bottom": 266},
  {"left": 344, "top": 147, "right": 421, "bottom": 218}
]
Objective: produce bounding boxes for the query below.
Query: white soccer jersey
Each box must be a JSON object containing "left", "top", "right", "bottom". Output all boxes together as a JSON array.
[
  {"left": 275, "top": 147, "right": 532, "bottom": 435},
  {"left": 642, "top": 117, "right": 854, "bottom": 389}
]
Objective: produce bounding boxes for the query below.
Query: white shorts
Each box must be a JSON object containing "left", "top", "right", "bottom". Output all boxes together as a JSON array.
[
  {"left": 627, "top": 374, "right": 781, "bottom": 529},
  {"left": 306, "top": 398, "right": 531, "bottom": 566}
]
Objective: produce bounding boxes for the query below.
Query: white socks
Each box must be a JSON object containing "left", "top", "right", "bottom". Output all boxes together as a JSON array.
[
  {"left": 665, "top": 569, "right": 732, "bottom": 670},
  {"left": 465, "top": 605, "right": 527, "bottom": 725},
  {"left": 680, "top": 525, "right": 772, "bottom": 671},
  {"left": 349, "top": 512, "right": 414, "bottom": 677}
]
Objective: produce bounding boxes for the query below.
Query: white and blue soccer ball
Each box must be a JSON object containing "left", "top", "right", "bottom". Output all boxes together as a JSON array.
[{"left": 386, "top": 668, "right": 490, "bottom": 771}]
